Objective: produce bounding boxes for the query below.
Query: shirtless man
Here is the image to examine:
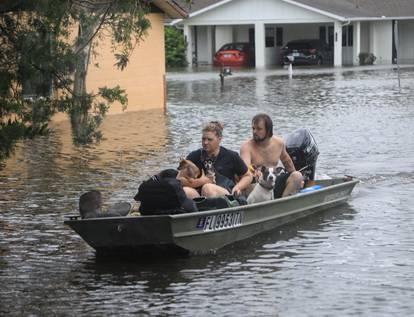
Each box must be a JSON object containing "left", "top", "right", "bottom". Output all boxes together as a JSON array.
[{"left": 240, "top": 113, "right": 303, "bottom": 198}]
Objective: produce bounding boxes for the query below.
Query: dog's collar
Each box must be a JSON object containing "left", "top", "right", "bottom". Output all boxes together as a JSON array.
[{"left": 258, "top": 181, "right": 274, "bottom": 190}]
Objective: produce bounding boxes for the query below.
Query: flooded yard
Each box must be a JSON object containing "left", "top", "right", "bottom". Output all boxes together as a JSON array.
[{"left": 1, "top": 66, "right": 413, "bottom": 316}]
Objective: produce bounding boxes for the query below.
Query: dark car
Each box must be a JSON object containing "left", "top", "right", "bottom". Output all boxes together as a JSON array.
[
  {"left": 280, "top": 39, "right": 333, "bottom": 66},
  {"left": 213, "top": 42, "right": 255, "bottom": 67}
]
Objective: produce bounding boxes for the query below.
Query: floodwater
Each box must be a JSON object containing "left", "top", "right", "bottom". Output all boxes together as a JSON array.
[{"left": 1, "top": 66, "right": 414, "bottom": 316}]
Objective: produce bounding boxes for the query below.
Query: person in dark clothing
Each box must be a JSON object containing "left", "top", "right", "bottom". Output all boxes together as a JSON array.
[{"left": 184, "top": 121, "right": 252, "bottom": 199}]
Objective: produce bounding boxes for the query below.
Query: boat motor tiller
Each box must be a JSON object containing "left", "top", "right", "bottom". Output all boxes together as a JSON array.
[{"left": 285, "top": 128, "right": 319, "bottom": 181}]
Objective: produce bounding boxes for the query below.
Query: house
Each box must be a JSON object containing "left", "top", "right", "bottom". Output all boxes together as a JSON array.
[
  {"left": 87, "top": 0, "right": 187, "bottom": 114},
  {"left": 172, "top": 0, "right": 414, "bottom": 67}
]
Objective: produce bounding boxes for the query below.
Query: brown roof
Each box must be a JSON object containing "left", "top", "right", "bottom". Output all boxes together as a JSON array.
[
  {"left": 174, "top": 0, "right": 223, "bottom": 14},
  {"left": 174, "top": 0, "right": 414, "bottom": 19},
  {"left": 153, "top": 0, "right": 188, "bottom": 19}
]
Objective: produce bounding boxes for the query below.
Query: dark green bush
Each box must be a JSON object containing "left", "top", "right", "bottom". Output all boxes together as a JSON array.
[
  {"left": 358, "top": 52, "right": 376, "bottom": 65},
  {"left": 165, "top": 26, "right": 188, "bottom": 68}
]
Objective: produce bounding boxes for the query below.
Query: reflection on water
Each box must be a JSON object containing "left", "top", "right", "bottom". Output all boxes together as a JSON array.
[{"left": 1, "top": 67, "right": 414, "bottom": 316}]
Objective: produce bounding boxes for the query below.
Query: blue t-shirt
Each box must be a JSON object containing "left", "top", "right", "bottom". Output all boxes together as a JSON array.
[{"left": 186, "top": 146, "right": 248, "bottom": 183}]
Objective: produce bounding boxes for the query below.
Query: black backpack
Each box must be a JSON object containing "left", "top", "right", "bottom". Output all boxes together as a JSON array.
[{"left": 134, "top": 170, "right": 197, "bottom": 215}]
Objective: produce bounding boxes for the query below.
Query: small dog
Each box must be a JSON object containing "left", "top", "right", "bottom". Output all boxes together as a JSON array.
[
  {"left": 247, "top": 166, "right": 277, "bottom": 204},
  {"left": 177, "top": 159, "right": 203, "bottom": 186},
  {"left": 200, "top": 151, "right": 216, "bottom": 176}
]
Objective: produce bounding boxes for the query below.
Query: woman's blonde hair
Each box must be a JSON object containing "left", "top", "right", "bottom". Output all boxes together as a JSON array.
[{"left": 202, "top": 121, "right": 224, "bottom": 138}]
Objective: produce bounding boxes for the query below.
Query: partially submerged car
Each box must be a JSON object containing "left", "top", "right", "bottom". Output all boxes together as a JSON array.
[
  {"left": 213, "top": 42, "right": 255, "bottom": 67},
  {"left": 280, "top": 39, "right": 333, "bottom": 66}
]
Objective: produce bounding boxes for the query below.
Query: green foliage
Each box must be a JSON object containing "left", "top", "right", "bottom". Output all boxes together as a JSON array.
[
  {"left": 0, "top": 0, "right": 152, "bottom": 156},
  {"left": 99, "top": 86, "right": 128, "bottom": 111},
  {"left": 0, "top": 120, "right": 26, "bottom": 161},
  {"left": 165, "top": 26, "right": 188, "bottom": 68}
]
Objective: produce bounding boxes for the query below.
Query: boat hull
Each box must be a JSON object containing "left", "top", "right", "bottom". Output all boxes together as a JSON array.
[{"left": 64, "top": 178, "right": 358, "bottom": 254}]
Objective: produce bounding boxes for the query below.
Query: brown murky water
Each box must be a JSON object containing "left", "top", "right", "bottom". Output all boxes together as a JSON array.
[{"left": 1, "top": 66, "right": 413, "bottom": 316}]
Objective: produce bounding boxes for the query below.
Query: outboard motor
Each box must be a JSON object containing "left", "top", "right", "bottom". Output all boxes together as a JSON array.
[{"left": 285, "top": 128, "right": 319, "bottom": 181}]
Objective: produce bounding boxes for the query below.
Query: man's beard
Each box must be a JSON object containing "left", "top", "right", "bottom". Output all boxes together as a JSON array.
[{"left": 253, "top": 134, "right": 267, "bottom": 142}]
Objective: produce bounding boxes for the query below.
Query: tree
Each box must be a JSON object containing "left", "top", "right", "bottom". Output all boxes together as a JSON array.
[
  {"left": 165, "top": 26, "right": 187, "bottom": 68},
  {"left": 0, "top": 0, "right": 152, "bottom": 159}
]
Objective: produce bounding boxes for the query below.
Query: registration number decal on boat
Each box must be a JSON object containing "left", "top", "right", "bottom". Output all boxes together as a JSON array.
[{"left": 196, "top": 211, "right": 243, "bottom": 232}]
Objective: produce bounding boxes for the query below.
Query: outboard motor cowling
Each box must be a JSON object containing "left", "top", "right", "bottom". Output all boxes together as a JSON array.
[{"left": 285, "top": 128, "right": 319, "bottom": 181}]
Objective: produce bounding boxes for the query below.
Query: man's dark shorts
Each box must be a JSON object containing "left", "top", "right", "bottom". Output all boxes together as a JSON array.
[{"left": 273, "top": 172, "right": 291, "bottom": 199}]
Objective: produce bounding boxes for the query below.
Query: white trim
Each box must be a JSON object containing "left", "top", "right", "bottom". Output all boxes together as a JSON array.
[
  {"left": 183, "top": 19, "right": 333, "bottom": 26},
  {"left": 169, "top": 19, "right": 181, "bottom": 26},
  {"left": 348, "top": 16, "right": 414, "bottom": 21},
  {"left": 188, "top": 0, "right": 234, "bottom": 18},
  {"left": 281, "top": 0, "right": 346, "bottom": 21}
]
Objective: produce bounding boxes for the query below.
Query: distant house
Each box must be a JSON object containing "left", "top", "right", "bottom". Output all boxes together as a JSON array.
[
  {"left": 172, "top": 0, "right": 414, "bottom": 67},
  {"left": 88, "top": 0, "right": 186, "bottom": 114}
]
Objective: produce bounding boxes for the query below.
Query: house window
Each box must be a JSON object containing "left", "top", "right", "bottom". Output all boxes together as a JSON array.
[
  {"left": 265, "top": 27, "right": 275, "bottom": 47},
  {"left": 276, "top": 27, "right": 283, "bottom": 46}
]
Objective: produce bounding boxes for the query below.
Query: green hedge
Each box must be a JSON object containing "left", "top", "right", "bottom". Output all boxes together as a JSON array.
[{"left": 165, "top": 26, "right": 188, "bottom": 68}]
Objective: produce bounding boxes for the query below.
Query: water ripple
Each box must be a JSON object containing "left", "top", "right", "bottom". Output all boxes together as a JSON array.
[{"left": 1, "top": 67, "right": 414, "bottom": 316}]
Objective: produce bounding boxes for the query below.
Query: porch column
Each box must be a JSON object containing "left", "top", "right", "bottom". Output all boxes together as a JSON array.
[
  {"left": 353, "top": 21, "right": 361, "bottom": 65},
  {"left": 184, "top": 24, "right": 193, "bottom": 66},
  {"left": 255, "top": 22, "right": 265, "bottom": 68},
  {"left": 334, "top": 21, "right": 343, "bottom": 67},
  {"left": 206, "top": 26, "right": 214, "bottom": 64}
]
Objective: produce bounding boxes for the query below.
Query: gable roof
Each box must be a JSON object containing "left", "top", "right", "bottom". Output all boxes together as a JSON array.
[{"left": 174, "top": 0, "right": 414, "bottom": 21}]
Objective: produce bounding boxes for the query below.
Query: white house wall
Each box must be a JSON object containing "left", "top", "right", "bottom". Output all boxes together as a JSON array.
[
  {"left": 399, "top": 20, "right": 414, "bottom": 63},
  {"left": 215, "top": 25, "right": 234, "bottom": 52},
  {"left": 196, "top": 26, "right": 209, "bottom": 63},
  {"left": 185, "top": 0, "right": 334, "bottom": 25},
  {"left": 371, "top": 21, "right": 393, "bottom": 64},
  {"left": 182, "top": 0, "right": 414, "bottom": 67},
  {"left": 183, "top": 0, "right": 336, "bottom": 67},
  {"left": 282, "top": 23, "right": 325, "bottom": 43},
  {"left": 360, "top": 22, "right": 370, "bottom": 53},
  {"left": 234, "top": 25, "right": 250, "bottom": 42}
]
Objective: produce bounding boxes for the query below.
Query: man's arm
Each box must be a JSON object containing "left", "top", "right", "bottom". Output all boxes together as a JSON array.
[
  {"left": 280, "top": 146, "right": 296, "bottom": 172},
  {"left": 240, "top": 141, "right": 252, "bottom": 167},
  {"left": 233, "top": 148, "right": 254, "bottom": 196},
  {"left": 232, "top": 171, "right": 253, "bottom": 196}
]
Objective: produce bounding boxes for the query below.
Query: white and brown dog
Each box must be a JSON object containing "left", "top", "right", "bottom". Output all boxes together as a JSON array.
[{"left": 247, "top": 166, "right": 278, "bottom": 204}]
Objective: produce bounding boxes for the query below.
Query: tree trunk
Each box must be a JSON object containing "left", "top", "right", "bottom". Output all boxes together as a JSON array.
[{"left": 70, "top": 19, "right": 94, "bottom": 143}]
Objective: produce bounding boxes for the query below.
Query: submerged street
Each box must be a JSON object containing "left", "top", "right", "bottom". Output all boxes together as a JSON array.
[{"left": 1, "top": 66, "right": 413, "bottom": 316}]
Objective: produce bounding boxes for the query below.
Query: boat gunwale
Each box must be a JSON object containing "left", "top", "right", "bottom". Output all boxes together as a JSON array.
[
  {"left": 170, "top": 177, "right": 358, "bottom": 219},
  {"left": 63, "top": 178, "right": 358, "bottom": 224}
]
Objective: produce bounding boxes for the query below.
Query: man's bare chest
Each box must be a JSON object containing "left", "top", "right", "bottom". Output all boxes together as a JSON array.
[{"left": 251, "top": 146, "right": 282, "bottom": 166}]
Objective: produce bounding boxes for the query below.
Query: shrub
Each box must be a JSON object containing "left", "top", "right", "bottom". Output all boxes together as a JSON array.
[
  {"left": 358, "top": 52, "right": 376, "bottom": 65},
  {"left": 165, "top": 26, "right": 188, "bottom": 68}
]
